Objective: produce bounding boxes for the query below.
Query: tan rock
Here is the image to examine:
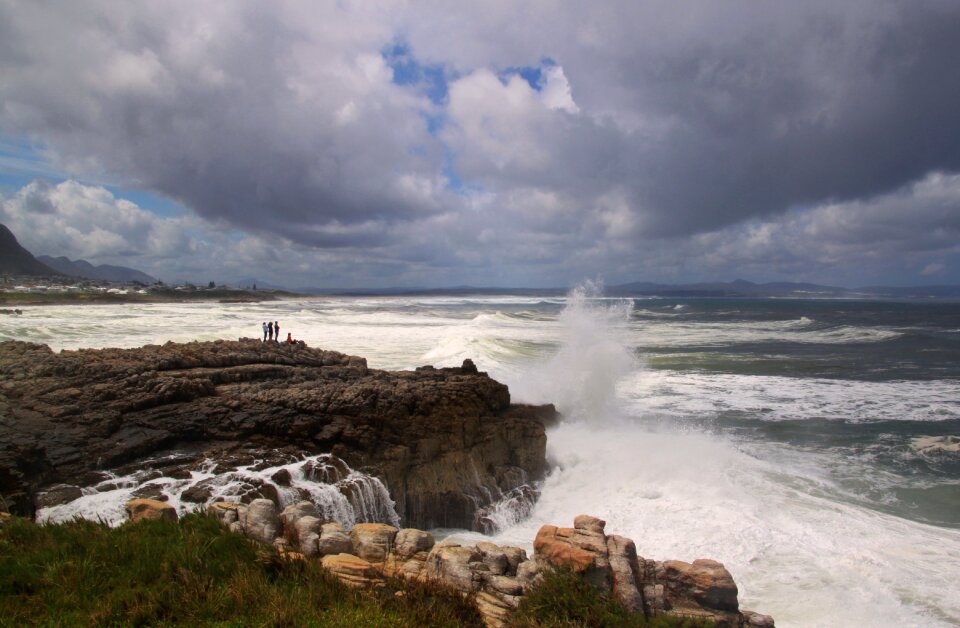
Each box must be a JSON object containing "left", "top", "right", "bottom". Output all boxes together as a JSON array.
[
  {"left": 533, "top": 525, "right": 595, "bottom": 572},
  {"left": 485, "top": 574, "right": 524, "bottom": 596},
  {"left": 742, "top": 610, "right": 776, "bottom": 627},
  {"left": 125, "top": 498, "right": 178, "bottom": 523},
  {"left": 318, "top": 522, "right": 354, "bottom": 556},
  {"left": 239, "top": 498, "right": 279, "bottom": 545},
  {"left": 663, "top": 558, "right": 739, "bottom": 612},
  {"left": 500, "top": 546, "right": 528, "bottom": 575},
  {"left": 321, "top": 553, "right": 382, "bottom": 587},
  {"left": 279, "top": 501, "right": 319, "bottom": 542},
  {"left": 426, "top": 544, "right": 483, "bottom": 593},
  {"left": 607, "top": 534, "right": 644, "bottom": 613},
  {"left": 476, "top": 541, "right": 510, "bottom": 575},
  {"left": 207, "top": 501, "right": 245, "bottom": 526},
  {"left": 475, "top": 590, "right": 520, "bottom": 628},
  {"left": 294, "top": 515, "right": 322, "bottom": 556},
  {"left": 394, "top": 528, "right": 434, "bottom": 560},
  {"left": 574, "top": 514, "right": 606, "bottom": 534},
  {"left": 349, "top": 523, "right": 399, "bottom": 562}
]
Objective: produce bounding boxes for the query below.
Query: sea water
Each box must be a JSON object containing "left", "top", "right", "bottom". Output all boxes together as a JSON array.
[{"left": 2, "top": 289, "right": 958, "bottom": 626}]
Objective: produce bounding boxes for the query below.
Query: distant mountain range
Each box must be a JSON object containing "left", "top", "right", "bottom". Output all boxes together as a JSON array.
[
  {"left": 0, "top": 224, "right": 62, "bottom": 276},
  {"left": 1, "top": 222, "right": 155, "bottom": 283},
  {"left": 37, "top": 255, "right": 156, "bottom": 284}
]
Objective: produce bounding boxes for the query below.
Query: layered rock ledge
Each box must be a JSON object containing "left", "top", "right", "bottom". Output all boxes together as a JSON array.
[
  {"left": 140, "top": 499, "right": 771, "bottom": 627},
  {"left": 0, "top": 339, "right": 554, "bottom": 528}
]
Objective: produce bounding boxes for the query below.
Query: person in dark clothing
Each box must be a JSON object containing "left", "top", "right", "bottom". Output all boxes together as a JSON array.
[
  {"left": 267, "top": 321, "right": 274, "bottom": 341},
  {"left": 274, "top": 321, "right": 280, "bottom": 342},
  {"left": 262, "top": 322, "right": 268, "bottom": 341}
]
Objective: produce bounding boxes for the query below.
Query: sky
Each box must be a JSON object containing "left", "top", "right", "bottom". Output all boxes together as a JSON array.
[{"left": 1, "top": 1, "right": 959, "bottom": 289}]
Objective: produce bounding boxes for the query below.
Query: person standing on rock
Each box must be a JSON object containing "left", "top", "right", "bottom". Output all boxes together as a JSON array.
[
  {"left": 274, "top": 321, "right": 280, "bottom": 342},
  {"left": 262, "top": 321, "right": 268, "bottom": 341},
  {"left": 268, "top": 321, "right": 274, "bottom": 341}
]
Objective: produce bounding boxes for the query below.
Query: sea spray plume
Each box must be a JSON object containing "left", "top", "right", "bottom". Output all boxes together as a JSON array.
[{"left": 528, "top": 280, "right": 636, "bottom": 424}]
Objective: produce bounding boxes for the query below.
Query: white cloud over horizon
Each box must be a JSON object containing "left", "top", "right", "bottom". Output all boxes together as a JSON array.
[{"left": 1, "top": 0, "right": 959, "bottom": 287}]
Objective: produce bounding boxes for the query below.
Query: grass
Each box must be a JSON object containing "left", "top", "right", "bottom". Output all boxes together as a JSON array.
[
  {"left": 0, "top": 513, "right": 481, "bottom": 627},
  {"left": 509, "top": 567, "right": 712, "bottom": 628},
  {"left": 0, "top": 515, "right": 714, "bottom": 627}
]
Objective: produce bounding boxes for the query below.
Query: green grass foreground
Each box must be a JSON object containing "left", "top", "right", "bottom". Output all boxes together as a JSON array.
[
  {"left": 0, "top": 514, "right": 481, "bottom": 627},
  {"left": 0, "top": 513, "right": 709, "bottom": 627}
]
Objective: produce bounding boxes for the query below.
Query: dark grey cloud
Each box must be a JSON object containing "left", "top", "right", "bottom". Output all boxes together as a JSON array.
[{"left": 1, "top": 0, "right": 959, "bottom": 286}]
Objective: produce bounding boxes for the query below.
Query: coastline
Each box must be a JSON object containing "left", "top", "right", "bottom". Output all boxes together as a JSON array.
[{"left": 0, "top": 288, "right": 297, "bottom": 306}]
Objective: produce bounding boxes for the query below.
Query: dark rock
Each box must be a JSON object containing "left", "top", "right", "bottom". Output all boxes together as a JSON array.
[{"left": 0, "top": 340, "right": 554, "bottom": 527}]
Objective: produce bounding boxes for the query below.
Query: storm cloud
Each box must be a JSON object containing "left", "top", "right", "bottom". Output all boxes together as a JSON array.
[{"left": 1, "top": 0, "right": 958, "bottom": 286}]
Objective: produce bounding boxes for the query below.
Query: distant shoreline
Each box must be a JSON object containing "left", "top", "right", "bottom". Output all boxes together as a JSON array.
[{"left": 0, "top": 288, "right": 299, "bottom": 306}]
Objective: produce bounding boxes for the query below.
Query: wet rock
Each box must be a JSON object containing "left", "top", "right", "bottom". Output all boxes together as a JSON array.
[
  {"left": 279, "top": 501, "right": 319, "bottom": 542},
  {"left": 129, "top": 484, "right": 169, "bottom": 502},
  {"left": 0, "top": 339, "right": 554, "bottom": 527},
  {"left": 34, "top": 484, "right": 83, "bottom": 509}
]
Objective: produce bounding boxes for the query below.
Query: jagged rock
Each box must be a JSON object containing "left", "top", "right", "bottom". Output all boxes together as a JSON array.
[
  {"left": 317, "top": 522, "right": 354, "bottom": 556},
  {"left": 0, "top": 340, "right": 555, "bottom": 529},
  {"left": 607, "top": 534, "right": 644, "bottom": 613},
  {"left": 533, "top": 521, "right": 611, "bottom": 589},
  {"left": 34, "top": 484, "right": 82, "bottom": 509},
  {"left": 349, "top": 523, "right": 398, "bottom": 562},
  {"left": 124, "top": 498, "right": 177, "bottom": 523},
  {"left": 321, "top": 553, "right": 382, "bottom": 587},
  {"left": 663, "top": 558, "right": 739, "bottom": 613},
  {"left": 476, "top": 541, "right": 510, "bottom": 575},
  {"left": 426, "top": 544, "right": 484, "bottom": 593},
  {"left": 239, "top": 498, "right": 279, "bottom": 545}
]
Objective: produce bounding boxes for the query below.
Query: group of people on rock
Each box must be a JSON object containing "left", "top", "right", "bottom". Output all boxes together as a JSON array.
[{"left": 261, "top": 320, "right": 300, "bottom": 345}]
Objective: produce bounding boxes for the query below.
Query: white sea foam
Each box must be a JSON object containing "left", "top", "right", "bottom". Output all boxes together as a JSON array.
[
  {"left": 628, "top": 370, "right": 960, "bottom": 423},
  {"left": 7, "top": 293, "right": 960, "bottom": 626}
]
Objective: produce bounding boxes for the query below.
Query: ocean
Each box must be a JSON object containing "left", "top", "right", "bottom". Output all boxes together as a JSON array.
[{"left": 2, "top": 286, "right": 958, "bottom": 626}]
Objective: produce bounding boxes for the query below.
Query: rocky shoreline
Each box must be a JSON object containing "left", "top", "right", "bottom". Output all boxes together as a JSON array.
[
  {"left": 124, "top": 498, "right": 774, "bottom": 627},
  {"left": 0, "top": 339, "right": 554, "bottom": 529}
]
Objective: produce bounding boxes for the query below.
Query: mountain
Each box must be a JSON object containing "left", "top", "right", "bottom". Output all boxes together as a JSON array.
[
  {"left": 0, "top": 224, "right": 63, "bottom": 277},
  {"left": 37, "top": 255, "right": 156, "bottom": 283}
]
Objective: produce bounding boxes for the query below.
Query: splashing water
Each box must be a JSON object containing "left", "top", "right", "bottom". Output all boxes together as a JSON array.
[
  {"left": 37, "top": 453, "right": 400, "bottom": 529},
  {"left": 513, "top": 281, "right": 636, "bottom": 422}
]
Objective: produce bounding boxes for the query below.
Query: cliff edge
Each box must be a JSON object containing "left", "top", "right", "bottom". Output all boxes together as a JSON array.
[{"left": 0, "top": 339, "right": 554, "bottom": 529}]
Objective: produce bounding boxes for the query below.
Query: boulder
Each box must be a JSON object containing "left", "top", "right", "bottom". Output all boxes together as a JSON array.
[
  {"left": 606, "top": 534, "right": 644, "bottom": 613},
  {"left": 393, "top": 528, "right": 434, "bottom": 560},
  {"left": 663, "top": 558, "right": 739, "bottom": 612},
  {"left": 425, "top": 544, "right": 483, "bottom": 593},
  {"left": 317, "top": 522, "right": 354, "bottom": 556},
  {"left": 124, "top": 498, "right": 177, "bottom": 523},
  {"left": 279, "top": 501, "right": 319, "bottom": 542},
  {"left": 240, "top": 498, "right": 279, "bottom": 545},
  {"left": 294, "top": 516, "right": 322, "bottom": 556},
  {"left": 349, "top": 523, "right": 398, "bottom": 562}
]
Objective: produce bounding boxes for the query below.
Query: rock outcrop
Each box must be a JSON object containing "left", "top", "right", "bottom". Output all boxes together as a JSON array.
[
  {"left": 201, "top": 501, "right": 774, "bottom": 628},
  {"left": 0, "top": 340, "right": 554, "bottom": 529}
]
